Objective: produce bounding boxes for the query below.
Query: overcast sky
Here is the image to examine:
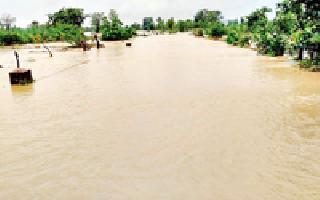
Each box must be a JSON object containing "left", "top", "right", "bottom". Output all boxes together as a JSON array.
[{"left": 0, "top": 0, "right": 279, "bottom": 27}]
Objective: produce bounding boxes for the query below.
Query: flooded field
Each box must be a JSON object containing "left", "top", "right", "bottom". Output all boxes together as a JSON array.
[{"left": 0, "top": 34, "right": 319, "bottom": 200}]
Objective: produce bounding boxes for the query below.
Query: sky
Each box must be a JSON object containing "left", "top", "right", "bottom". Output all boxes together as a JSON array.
[{"left": 0, "top": 0, "right": 280, "bottom": 27}]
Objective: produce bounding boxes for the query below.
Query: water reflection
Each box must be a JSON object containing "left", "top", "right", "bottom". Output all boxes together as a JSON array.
[{"left": 10, "top": 84, "right": 34, "bottom": 96}]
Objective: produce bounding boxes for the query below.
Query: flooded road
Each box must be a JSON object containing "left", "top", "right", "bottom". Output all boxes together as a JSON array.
[{"left": 0, "top": 34, "right": 319, "bottom": 200}]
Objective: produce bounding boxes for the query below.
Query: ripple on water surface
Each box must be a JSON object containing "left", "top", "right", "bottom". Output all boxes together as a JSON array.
[{"left": 0, "top": 34, "right": 319, "bottom": 200}]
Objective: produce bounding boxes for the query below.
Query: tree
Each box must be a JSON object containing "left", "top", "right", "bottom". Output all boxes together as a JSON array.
[
  {"left": 156, "top": 17, "right": 165, "bottom": 32},
  {"left": 206, "top": 22, "right": 226, "bottom": 37},
  {"left": 131, "top": 23, "right": 141, "bottom": 30},
  {"left": 0, "top": 13, "right": 16, "bottom": 30},
  {"left": 108, "top": 9, "right": 122, "bottom": 29},
  {"left": 101, "top": 9, "right": 135, "bottom": 41},
  {"left": 108, "top": 9, "right": 119, "bottom": 22},
  {"left": 177, "top": 20, "right": 187, "bottom": 32},
  {"left": 167, "top": 18, "right": 175, "bottom": 30},
  {"left": 275, "top": 0, "right": 319, "bottom": 64},
  {"left": 194, "top": 9, "right": 223, "bottom": 28},
  {"left": 245, "top": 7, "right": 272, "bottom": 31},
  {"left": 185, "top": 19, "right": 194, "bottom": 30},
  {"left": 91, "top": 12, "right": 104, "bottom": 33},
  {"left": 49, "top": 8, "right": 86, "bottom": 27},
  {"left": 143, "top": 17, "right": 154, "bottom": 30},
  {"left": 249, "top": 7, "right": 288, "bottom": 56}
]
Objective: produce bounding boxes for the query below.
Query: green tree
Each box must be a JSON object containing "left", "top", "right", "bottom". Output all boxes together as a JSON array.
[
  {"left": 177, "top": 20, "right": 187, "bottom": 32},
  {"left": 143, "top": 17, "right": 154, "bottom": 30},
  {"left": 276, "top": 0, "right": 319, "bottom": 65},
  {"left": 245, "top": 7, "right": 272, "bottom": 31},
  {"left": 101, "top": 9, "right": 135, "bottom": 40},
  {"left": 167, "top": 18, "right": 175, "bottom": 30},
  {"left": 194, "top": 9, "right": 223, "bottom": 28},
  {"left": 206, "top": 22, "right": 226, "bottom": 37},
  {"left": 91, "top": 12, "right": 104, "bottom": 33},
  {"left": 49, "top": 8, "right": 86, "bottom": 27},
  {"left": 131, "top": 23, "right": 141, "bottom": 30},
  {"left": 156, "top": 17, "right": 165, "bottom": 32}
]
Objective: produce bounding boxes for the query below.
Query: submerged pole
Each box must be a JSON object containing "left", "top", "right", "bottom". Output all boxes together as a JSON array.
[
  {"left": 94, "top": 33, "right": 100, "bottom": 49},
  {"left": 83, "top": 40, "right": 87, "bottom": 51},
  {"left": 14, "top": 51, "right": 20, "bottom": 68},
  {"left": 10, "top": 51, "right": 33, "bottom": 85},
  {"left": 96, "top": 20, "right": 100, "bottom": 49},
  {"left": 44, "top": 46, "right": 53, "bottom": 57}
]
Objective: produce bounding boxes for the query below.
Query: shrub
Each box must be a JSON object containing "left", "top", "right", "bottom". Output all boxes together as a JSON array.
[
  {"left": 193, "top": 28, "right": 204, "bottom": 36},
  {"left": 227, "top": 30, "right": 239, "bottom": 45},
  {"left": 101, "top": 26, "right": 135, "bottom": 41},
  {"left": 206, "top": 23, "right": 226, "bottom": 37}
]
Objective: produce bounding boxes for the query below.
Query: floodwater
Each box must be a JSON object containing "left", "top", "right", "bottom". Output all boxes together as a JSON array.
[{"left": 0, "top": 34, "right": 319, "bottom": 200}]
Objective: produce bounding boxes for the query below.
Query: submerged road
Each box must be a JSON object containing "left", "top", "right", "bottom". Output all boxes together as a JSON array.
[{"left": 0, "top": 34, "right": 319, "bottom": 200}]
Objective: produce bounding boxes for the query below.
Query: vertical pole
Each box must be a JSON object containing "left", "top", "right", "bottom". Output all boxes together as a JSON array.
[
  {"left": 95, "top": 20, "right": 100, "bottom": 50},
  {"left": 14, "top": 51, "right": 20, "bottom": 68},
  {"left": 83, "top": 40, "right": 87, "bottom": 51}
]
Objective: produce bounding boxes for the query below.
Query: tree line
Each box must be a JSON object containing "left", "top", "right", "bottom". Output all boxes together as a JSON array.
[
  {"left": 0, "top": 8, "right": 136, "bottom": 46},
  {"left": 0, "top": 0, "right": 318, "bottom": 68},
  {"left": 225, "top": 0, "right": 319, "bottom": 69},
  {"left": 140, "top": 0, "right": 318, "bottom": 68}
]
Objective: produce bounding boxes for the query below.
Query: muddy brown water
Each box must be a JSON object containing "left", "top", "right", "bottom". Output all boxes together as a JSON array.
[{"left": 0, "top": 34, "right": 319, "bottom": 200}]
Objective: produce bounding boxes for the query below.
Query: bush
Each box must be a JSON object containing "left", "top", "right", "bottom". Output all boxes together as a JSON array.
[
  {"left": 0, "top": 32, "right": 19, "bottom": 45},
  {"left": 256, "top": 33, "right": 286, "bottom": 56},
  {"left": 206, "top": 23, "right": 226, "bottom": 37},
  {"left": 101, "top": 26, "right": 135, "bottom": 41},
  {"left": 193, "top": 28, "right": 203, "bottom": 36},
  {"left": 0, "top": 24, "right": 85, "bottom": 45},
  {"left": 227, "top": 30, "right": 239, "bottom": 45},
  {"left": 238, "top": 34, "right": 251, "bottom": 48}
]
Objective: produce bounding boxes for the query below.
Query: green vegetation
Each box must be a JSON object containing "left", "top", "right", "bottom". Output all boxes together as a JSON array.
[
  {"left": 193, "top": 9, "right": 226, "bottom": 38},
  {"left": 48, "top": 8, "right": 86, "bottom": 27},
  {"left": 0, "top": 0, "right": 318, "bottom": 69},
  {"left": 206, "top": 22, "right": 226, "bottom": 38},
  {"left": 0, "top": 8, "right": 135, "bottom": 46},
  {"left": 193, "top": 28, "right": 204, "bottom": 37},
  {"left": 0, "top": 24, "right": 85, "bottom": 45},
  {"left": 0, "top": 8, "right": 86, "bottom": 46},
  {"left": 100, "top": 9, "right": 136, "bottom": 41},
  {"left": 142, "top": 17, "right": 193, "bottom": 33},
  {"left": 223, "top": 0, "right": 319, "bottom": 68},
  {"left": 179, "top": 0, "right": 318, "bottom": 68},
  {"left": 143, "top": 17, "right": 155, "bottom": 31},
  {"left": 177, "top": 19, "right": 193, "bottom": 33}
]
